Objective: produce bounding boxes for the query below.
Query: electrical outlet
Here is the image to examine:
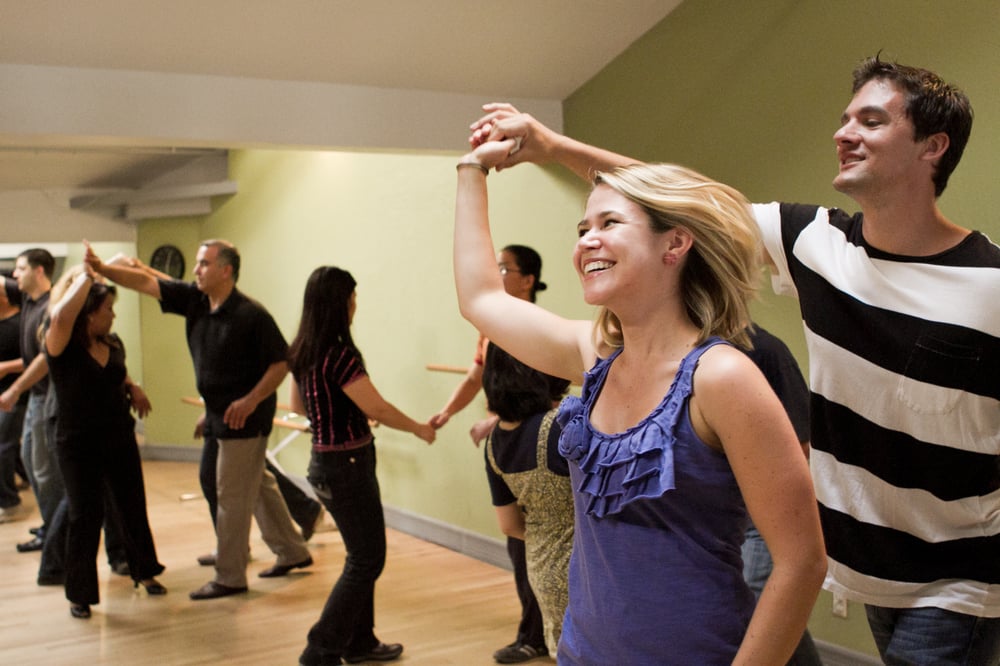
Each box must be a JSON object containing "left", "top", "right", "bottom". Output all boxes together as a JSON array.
[{"left": 832, "top": 592, "right": 848, "bottom": 618}]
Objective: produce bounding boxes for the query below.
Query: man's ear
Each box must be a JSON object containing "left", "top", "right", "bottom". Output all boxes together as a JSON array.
[{"left": 923, "top": 132, "right": 950, "bottom": 164}]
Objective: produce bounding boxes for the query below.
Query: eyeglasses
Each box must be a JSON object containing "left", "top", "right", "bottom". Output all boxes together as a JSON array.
[{"left": 498, "top": 265, "right": 522, "bottom": 276}]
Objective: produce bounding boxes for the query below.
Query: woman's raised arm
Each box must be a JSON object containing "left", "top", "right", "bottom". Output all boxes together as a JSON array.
[
  {"left": 46, "top": 267, "right": 94, "bottom": 358},
  {"left": 454, "top": 141, "right": 592, "bottom": 384}
]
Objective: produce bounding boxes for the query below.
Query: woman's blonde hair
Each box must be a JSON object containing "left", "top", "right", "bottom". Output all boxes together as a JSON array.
[{"left": 592, "top": 163, "right": 761, "bottom": 350}]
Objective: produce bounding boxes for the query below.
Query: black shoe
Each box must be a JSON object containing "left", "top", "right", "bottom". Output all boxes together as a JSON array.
[
  {"left": 28, "top": 525, "right": 41, "bottom": 535},
  {"left": 70, "top": 603, "right": 91, "bottom": 619},
  {"left": 16, "top": 536, "right": 43, "bottom": 552},
  {"left": 189, "top": 581, "right": 248, "bottom": 600},
  {"left": 110, "top": 560, "right": 131, "bottom": 576},
  {"left": 493, "top": 641, "right": 548, "bottom": 663},
  {"left": 344, "top": 642, "right": 403, "bottom": 663},
  {"left": 258, "top": 556, "right": 313, "bottom": 578},
  {"left": 135, "top": 578, "right": 168, "bottom": 595}
]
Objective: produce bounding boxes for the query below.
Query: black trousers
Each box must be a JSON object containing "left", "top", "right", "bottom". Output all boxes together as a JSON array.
[
  {"left": 56, "top": 428, "right": 164, "bottom": 605},
  {"left": 508, "top": 536, "right": 545, "bottom": 648}
]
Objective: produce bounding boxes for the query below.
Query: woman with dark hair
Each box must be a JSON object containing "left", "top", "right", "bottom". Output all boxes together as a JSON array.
[
  {"left": 498, "top": 244, "right": 547, "bottom": 303},
  {"left": 431, "top": 243, "right": 547, "bottom": 438},
  {"left": 482, "top": 343, "right": 572, "bottom": 655},
  {"left": 44, "top": 265, "right": 165, "bottom": 619},
  {"left": 429, "top": 242, "right": 554, "bottom": 664},
  {"left": 289, "top": 266, "right": 435, "bottom": 666}
]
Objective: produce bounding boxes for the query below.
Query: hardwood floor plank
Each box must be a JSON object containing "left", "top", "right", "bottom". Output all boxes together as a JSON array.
[{"left": 0, "top": 460, "right": 553, "bottom": 665}]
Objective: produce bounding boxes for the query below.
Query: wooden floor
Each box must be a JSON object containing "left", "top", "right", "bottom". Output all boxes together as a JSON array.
[{"left": 0, "top": 460, "right": 551, "bottom": 665}]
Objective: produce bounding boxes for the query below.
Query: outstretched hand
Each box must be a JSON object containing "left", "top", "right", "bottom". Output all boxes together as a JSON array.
[
  {"left": 469, "top": 103, "right": 558, "bottom": 171},
  {"left": 461, "top": 137, "right": 520, "bottom": 175},
  {"left": 83, "top": 240, "right": 104, "bottom": 275},
  {"left": 469, "top": 415, "right": 499, "bottom": 447},
  {"left": 414, "top": 422, "right": 436, "bottom": 445},
  {"left": 429, "top": 411, "right": 450, "bottom": 429}
]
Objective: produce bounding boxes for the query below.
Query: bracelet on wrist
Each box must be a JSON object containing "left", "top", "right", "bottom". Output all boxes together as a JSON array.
[{"left": 456, "top": 162, "right": 489, "bottom": 176}]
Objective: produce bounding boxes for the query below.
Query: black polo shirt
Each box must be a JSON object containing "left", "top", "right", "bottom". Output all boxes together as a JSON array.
[
  {"left": 158, "top": 280, "right": 287, "bottom": 438},
  {"left": 19, "top": 291, "right": 50, "bottom": 397}
]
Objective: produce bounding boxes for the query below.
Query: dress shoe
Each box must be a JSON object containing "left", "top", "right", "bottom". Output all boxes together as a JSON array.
[
  {"left": 70, "top": 603, "right": 91, "bottom": 619},
  {"left": 344, "top": 642, "right": 403, "bottom": 663},
  {"left": 29, "top": 525, "right": 41, "bottom": 535},
  {"left": 16, "top": 535, "right": 43, "bottom": 552},
  {"left": 136, "top": 578, "right": 168, "bottom": 595},
  {"left": 258, "top": 556, "right": 313, "bottom": 578},
  {"left": 189, "top": 581, "right": 248, "bottom": 600},
  {"left": 493, "top": 641, "right": 548, "bottom": 663}
]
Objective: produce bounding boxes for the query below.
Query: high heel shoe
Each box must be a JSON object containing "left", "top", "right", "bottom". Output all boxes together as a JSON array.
[
  {"left": 70, "top": 603, "right": 91, "bottom": 619},
  {"left": 135, "top": 578, "right": 168, "bottom": 595}
]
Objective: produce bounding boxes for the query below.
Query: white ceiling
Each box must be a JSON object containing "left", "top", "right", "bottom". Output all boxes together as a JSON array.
[{"left": 0, "top": 0, "right": 682, "bottom": 192}]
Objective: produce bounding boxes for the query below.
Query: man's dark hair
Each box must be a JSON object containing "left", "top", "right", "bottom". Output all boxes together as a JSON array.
[
  {"left": 853, "top": 54, "right": 973, "bottom": 197},
  {"left": 18, "top": 248, "right": 55, "bottom": 280},
  {"left": 483, "top": 344, "right": 569, "bottom": 423},
  {"left": 201, "top": 239, "right": 241, "bottom": 282}
]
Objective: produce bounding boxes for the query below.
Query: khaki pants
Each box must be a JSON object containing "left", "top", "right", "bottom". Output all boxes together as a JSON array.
[{"left": 214, "top": 435, "right": 310, "bottom": 588}]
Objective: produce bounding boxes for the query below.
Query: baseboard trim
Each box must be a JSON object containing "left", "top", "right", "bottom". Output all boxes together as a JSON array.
[
  {"left": 140, "top": 443, "right": 201, "bottom": 462},
  {"left": 383, "top": 504, "right": 511, "bottom": 571}
]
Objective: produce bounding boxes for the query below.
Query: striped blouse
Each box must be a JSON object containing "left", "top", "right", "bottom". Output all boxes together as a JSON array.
[{"left": 296, "top": 345, "right": 372, "bottom": 452}]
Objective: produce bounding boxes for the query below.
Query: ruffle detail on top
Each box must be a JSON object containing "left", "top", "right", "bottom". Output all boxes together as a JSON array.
[{"left": 557, "top": 341, "right": 719, "bottom": 518}]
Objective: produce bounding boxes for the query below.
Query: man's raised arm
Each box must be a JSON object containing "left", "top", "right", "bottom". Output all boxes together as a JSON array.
[
  {"left": 470, "top": 103, "right": 640, "bottom": 181},
  {"left": 84, "top": 241, "right": 163, "bottom": 300}
]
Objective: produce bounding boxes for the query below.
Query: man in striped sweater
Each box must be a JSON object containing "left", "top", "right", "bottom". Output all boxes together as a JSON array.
[{"left": 469, "top": 55, "right": 999, "bottom": 664}]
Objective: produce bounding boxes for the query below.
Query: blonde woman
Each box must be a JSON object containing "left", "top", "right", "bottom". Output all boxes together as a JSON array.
[{"left": 453, "top": 145, "right": 825, "bottom": 664}]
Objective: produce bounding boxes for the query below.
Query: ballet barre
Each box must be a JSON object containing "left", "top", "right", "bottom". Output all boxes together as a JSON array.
[{"left": 425, "top": 363, "right": 470, "bottom": 375}]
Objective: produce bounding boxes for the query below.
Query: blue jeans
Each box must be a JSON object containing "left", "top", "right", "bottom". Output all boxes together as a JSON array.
[
  {"left": 742, "top": 525, "right": 822, "bottom": 666},
  {"left": 301, "top": 444, "right": 385, "bottom": 665},
  {"left": 21, "top": 393, "right": 63, "bottom": 529},
  {"left": 866, "top": 604, "right": 1000, "bottom": 665}
]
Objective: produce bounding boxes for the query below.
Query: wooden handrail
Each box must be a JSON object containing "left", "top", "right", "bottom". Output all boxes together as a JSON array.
[{"left": 425, "top": 363, "right": 470, "bottom": 375}]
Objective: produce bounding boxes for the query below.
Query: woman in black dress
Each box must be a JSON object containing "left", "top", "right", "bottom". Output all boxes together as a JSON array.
[{"left": 45, "top": 266, "right": 166, "bottom": 619}]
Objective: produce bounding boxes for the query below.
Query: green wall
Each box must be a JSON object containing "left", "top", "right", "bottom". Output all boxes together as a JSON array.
[
  {"left": 563, "top": 0, "right": 1000, "bottom": 656},
  {"left": 135, "top": 149, "right": 591, "bottom": 538}
]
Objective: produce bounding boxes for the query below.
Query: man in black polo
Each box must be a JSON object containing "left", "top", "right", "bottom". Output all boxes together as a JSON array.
[
  {"left": 0, "top": 249, "right": 59, "bottom": 552},
  {"left": 87, "top": 239, "right": 311, "bottom": 599}
]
